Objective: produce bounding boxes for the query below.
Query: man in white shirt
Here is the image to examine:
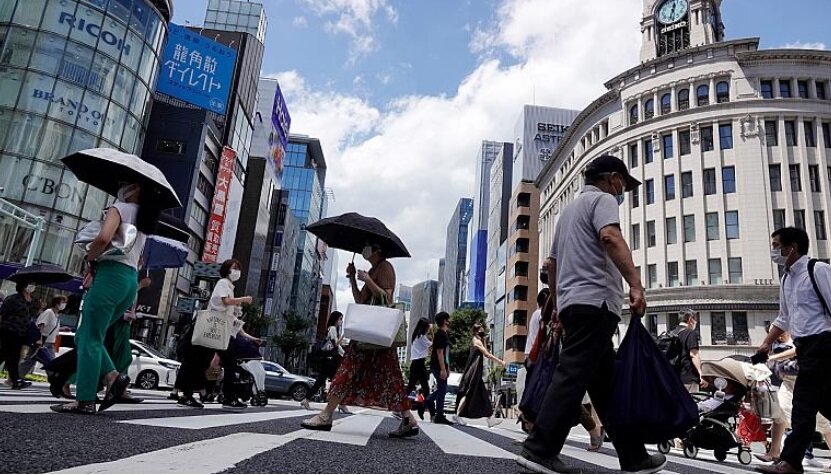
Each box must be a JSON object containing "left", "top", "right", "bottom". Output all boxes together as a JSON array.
[
  {"left": 756, "top": 227, "right": 831, "bottom": 475},
  {"left": 516, "top": 288, "right": 549, "bottom": 404}
]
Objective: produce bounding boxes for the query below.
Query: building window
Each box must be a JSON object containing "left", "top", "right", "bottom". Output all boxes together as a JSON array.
[
  {"left": 784, "top": 120, "right": 797, "bottom": 146},
  {"left": 716, "top": 81, "right": 730, "bottom": 103},
  {"left": 795, "top": 209, "right": 806, "bottom": 230},
  {"left": 732, "top": 312, "right": 750, "bottom": 344},
  {"left": 798, "top": 80, "right": 809, "bottom": 99},
  {"left": 810, "top": 165, "right": 822, "bottom": 192},
  {"left": 629, "top": 104, "right": 639, "bottom": 125},
  {"left": 780, "top": 80, "right": 792, "bottom": 98},
  {"left": 817, "top": 81, "right": 828, "bottom": 100},
  {"left": 722, "top": 166, "right": 736, "bottom": 194},
  {"left": 647, "top": 264, "right": 658, "bottom": 289},
  {"left": 645, "top": 179, "right": 655, "bottom": 204},
  {"left": 647, "top": 221, "right": 656, "bottom": 247},
  {"left": 629, "top": 143, "right": 638, "bottom": 168},
  {"left": 711, "top": 312, "right": 727, "bottom": 344},
  {"left": 156, "top": 140, "right": 187, "bottom": 154},
  {"left": 697, "top": 85, "right": 710, "bottom": 106},
  {"left": 762, "top": 120, "right": 779, "bottom": 146},
  {"left": 761, "top": 80, "right": 774, "bottom": 99},
  {"left": 823, "top": 123, "right": 831, "bottom": 148},
  {"left": 719, "top": 123, "right": 733, "bottom": 150},
  {"left": 789, "top": 164, "right": 802, "bottom": 191},
  {"left": 815, "top": 211, "right": 828, "bottom": 240},
  {"left": 631, "top": 189, "right": 640, "bottom": 208},
  {"left": 663, "top": 134, "right": 674, "bottom": 158},
  {"left": 728, "top": 257, "right": 743, "bottom": 284},
  {"left": 708, "top": 258, "right": 723, "bottom": 285},
  {"left": 661, "top": 93, "right": 672, "bottom": 114},
  {"left": 647, "top": 314, "right": 659, "bottom": 336},
  {"left": 665, "top": 174, "right": 675, "bottom": 200},
  {"left": 631, "top": 224, "right": 641, "bottom": 250},
  {"left": 703, "top": 168, "right": 717, "bottom": 195},
  {"left": 667, "top": 261, "right": 679, "bottom": 287},
  {"left": 725, "top": 211, "right": 740, "bottom": 239},
  {"left": 681, "top": 171, "right": 694, "bottom": 198},
  {"left": 706, "top": 212, "right": 720, "bottom": 240},
  {"left": 678, "top": 89, "right": 690, "bottom": 110},
  {"left": 685, "top": 260, "right": 698, "bottom": 286},
  {"left": 769, "top": 164, "right": 782, "bottom": 192},
  {"left": 684, "top": 215, "right": 696, "bottom": 243},
  {"left": 679, "top": 129, "right": 691, "bottom": 155},
  {"left": 644, "top": 99, "right": 655, "bottom": 119},
  {"left": 701, "top": 125, "right": 715, "bottom": 151},
  {"left": 666, "top": 217, "right": 677, "bottom": 245},
  {"left": 644, "top": 139, "right": 654, "bottom": 163},
  {"left": 805, "top": 121, "right": 817, "bottom": 147},
  {"left": 773, "top": 209, "right": 786, "bottom": 231}
]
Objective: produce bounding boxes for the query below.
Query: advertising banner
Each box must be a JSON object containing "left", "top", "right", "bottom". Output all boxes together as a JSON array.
[
  {"left": 157, "top": 23, "right": 237, "bottom": 115},
  {"left": 202, "top": 147, "right": 236, "bottom": 263},
  {"left": 266, "top": 83, "right": 291, "bottom": 185},
  {"left": 135, "top": 269, "right": 167, "bottom": 317}
]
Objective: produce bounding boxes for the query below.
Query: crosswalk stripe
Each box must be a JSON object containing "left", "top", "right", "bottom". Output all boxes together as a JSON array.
[
  {"left": 51, "top": 430, "right": 310, "bottom": 474},
  {"left": 0, "top": 395, "right": 173, "bottom": 403},
  {"left": 119, "top": 408, "right": 311, "bottom": 429},
  {"left": 0, "top": 402, "right": 184, "bottom": 414},
  {"left": 418, "top": 421, "right": 516, "bottom": 459},
  {"left": 306, "top": 414, "right": 385, "bottom": 446}
]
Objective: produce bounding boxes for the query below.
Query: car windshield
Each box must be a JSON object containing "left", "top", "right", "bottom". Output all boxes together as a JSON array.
[
  {"left": 133, "top": 342, "right": 165, "bottom": 359},
  {"left": 264, "top": 362, "right": 286, "bottom": 373},
  {"left": 447, "top": 385, "right": 459, "bottom": 395}
]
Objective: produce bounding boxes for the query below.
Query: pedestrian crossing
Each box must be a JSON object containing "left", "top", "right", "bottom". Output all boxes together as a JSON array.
[{"left": 1, "top": 383, "right": 829, "bottom": 474}]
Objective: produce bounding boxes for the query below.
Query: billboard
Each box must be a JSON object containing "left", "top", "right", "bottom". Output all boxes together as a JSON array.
[
  {"left": 157, "top": 23, "right": 237, "bottom": 115},
  {"left": 202, "top": 147, "right": 237, "bottom": 263},
  {"left": 267, "top": 83, "right": 291, "bottom": 184}
]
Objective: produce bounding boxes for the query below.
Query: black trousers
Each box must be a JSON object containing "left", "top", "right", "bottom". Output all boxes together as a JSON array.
[
  {"left": 406, "top": 358, "right": 430, "bottom": 396},
  {"left": 175, "top": 341, "right": 236, "bottom": 399},
  {"left": 309, "top": 355, "right": 342, "bottom": 398},
  {"left": 0, "top": 330, "right": 24, "bottom": 382},
  {"left": 780, "top": 331, "right": 831, "bottom": 470},
  {"left": 523, "top": 304, "right": 648, "bottom": 469}
]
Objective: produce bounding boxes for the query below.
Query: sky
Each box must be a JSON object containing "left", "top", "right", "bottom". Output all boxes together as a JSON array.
[{"left": 174, "top": 0, "right": 831, "bottom": 310}]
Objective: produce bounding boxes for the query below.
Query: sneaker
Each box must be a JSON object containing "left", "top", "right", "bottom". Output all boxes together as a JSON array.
[
  {"left": 167, "top": 392, "right": 179, "bottom": 401},
  {"left": 389, "top": 417, "right": 419, "bottom": 438},
  {"left": 391, "top": 411, "right": 403, "bottom": 420},
  {"left": 805, "top": 457, "right": 824, "bottom": 469},
  {"left": 12, "top": 380, "right": 32, "bottom": 390},
  {"left": 178, "top": 396, "right": 204, "bottom": 409},
  {"left": 516, "top": 450, "right": 571, "bottom": 474},
  {"left": 222, "top": 399, "right": 247, "bottom": 411},
  {"left": 433, "top": 415, "right": 454, "bottom": 425},
  {"left": 487, "top": 416, "right": 503, "bottom": 428},
  {"left": 622, "top": 454, "right": 667, "bottom": 474}
]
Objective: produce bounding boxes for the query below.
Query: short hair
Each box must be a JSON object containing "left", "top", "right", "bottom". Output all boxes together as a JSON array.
[
  {"left": 472, "top": 322, "right": 485, "bottom": 334},
  {"left": 15, "top": 281, "right": 29, "bottom": 293},
  {"left": 772, "top": 227, "right": 810, "bottom": 256},
  {"left": 327, "top": 311, "right": 343, "bottom": 327},
  {"left": 537, "top": 288, "right": 550, "bottom": 308},
  {"left": 219, "top": 258, "right": 241, "bottom": 278},
  {"left": 680, "top": 309, "right": 696, "bottom": 323},
  {"left": 435, "top": 311, "right": 450, "bottom": 327},
  {"left": 51, "top": 295, "right": 68, "bottom": 308}
]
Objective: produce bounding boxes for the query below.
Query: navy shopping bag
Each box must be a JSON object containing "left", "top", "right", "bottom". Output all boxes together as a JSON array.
[
  {"left": 519, "top": 331, "right": 560, "bottom": 423},
  {"left": 605, "top": 315, "right": 698, "bottom": 443}
]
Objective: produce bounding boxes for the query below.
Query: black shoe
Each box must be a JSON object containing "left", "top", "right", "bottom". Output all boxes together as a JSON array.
[
  {"left": 417, "top": 406, "right": 425, "bottom": 421},
  {"left": 427, "top": 404, "right": 436, "bottom": 419},
  {"left": 178, "top": 396, "right": 204, "bottom": 409},
  {"left": 12, "top": 380, "right": 32, "bottom": 390},
  {"left": 168, "top": 392, "right": 180, "bottom": 401},
  {"left": 98, "top": 374, "right": 130, "bottom": 413},
  {"left": 622, "top": 454, "right": 667, "bottom": 474},
  {"left": 222, "top": 399, "right": 247, "bottom": 411},
  {"left": 389, "top": 417, "right": 419, "bottom": 438},
  {"left": 50, "top": 401, "right": 96, "bottom": 415},
  {"left": 516, "top": 449, "right": 571, "bottom": 474},
  {"left": 433, "top": 415, "right": 454, "bottom": 425}
]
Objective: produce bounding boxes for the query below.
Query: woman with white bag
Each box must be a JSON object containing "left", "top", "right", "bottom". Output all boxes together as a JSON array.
[{"left": 302, "top": 244, "right": 419, "bottom": 438}]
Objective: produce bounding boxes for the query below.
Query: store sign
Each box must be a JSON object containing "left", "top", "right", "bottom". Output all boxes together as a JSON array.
[
  {"left": 534, "top": 122, "right": 569, "bottom": 143},
  {"left": 58, "top": 11, "right": 132, "bottom": 56},
  {"left": 30, "top": 88, "right": 111, "bottom": 129},
  {"left": 156, "top": 23, "right": 236, "bottom": 115},
  {"left": 271, "top": 84, "right": 291, "bottom": 149},
  {"left": 21, "top": 175, "right": 85, "bottom": 203},
  {"left": 201, "top": 147, "right": 236, "bottom": 263},
  {"left": 135, "top": 269, "right": 166, "bottom": 316}
]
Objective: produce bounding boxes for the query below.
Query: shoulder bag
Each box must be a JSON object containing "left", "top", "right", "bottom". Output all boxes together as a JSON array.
[
  {"left": 344, "top": 294, "right": 406, "bottom": 350},
  {"left": 191, "top": 307, "right": 232, "bottom": 350},
  {"left": 74, "top": 220, "right": 138, "bottom": 257}
]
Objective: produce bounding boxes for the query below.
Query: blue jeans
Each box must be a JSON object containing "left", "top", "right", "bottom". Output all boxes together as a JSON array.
[{"left": 426, "top": 368, "right": 447, "bottom": 415}]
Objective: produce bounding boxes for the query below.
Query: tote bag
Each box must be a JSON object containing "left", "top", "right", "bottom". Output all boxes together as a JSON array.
[
  {"left": 191, "top": 308, "right": 231, "bottom": 350},
  {"left": 343, "top": 296, "right": 405, "bottom": 349},
  {"left": 519, "top": 330, "right": 560, "bottom": 423}
]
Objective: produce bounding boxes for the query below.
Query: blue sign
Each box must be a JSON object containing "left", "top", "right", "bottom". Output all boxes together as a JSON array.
[
  {"left": 271, "top": 83, "right": 291, "bottom": 150},
  {"left": 506, "top": 363, "right": 520, "bottom": 376},
  {"left": 156, "top": 23, "right": 236, "bottom": 115}
]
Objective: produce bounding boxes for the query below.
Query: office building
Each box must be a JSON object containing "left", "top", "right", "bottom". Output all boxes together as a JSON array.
[
  {"left": 396, "top": 284, "right": 413, "bottom": 312},
  {"left": 440, "top": 198, "right": 473, "bottom": 312},
  {"left": 204, "top": 0, "right": 267, "bottom": 44},
  {"left": 466, "top": 141, "right": 502, "bottom": 306},
  {"left": 411, "top": 279, "right": 438, "bottom": 322},
  {"left": 484, "top": 143, "right": 513, "bottom": 359}
]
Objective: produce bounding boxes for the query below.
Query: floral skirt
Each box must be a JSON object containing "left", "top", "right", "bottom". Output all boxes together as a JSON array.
[{"left": 328, "top": 344, "right": 410, "bottom": 412}]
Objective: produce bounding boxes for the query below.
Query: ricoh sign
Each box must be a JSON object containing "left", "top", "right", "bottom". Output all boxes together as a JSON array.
[{"left": 58, "top": 11, "right": 132, "bottom": 56}]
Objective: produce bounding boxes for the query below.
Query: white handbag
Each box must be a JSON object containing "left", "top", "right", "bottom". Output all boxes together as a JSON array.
[
  {"left": 74, "top": 220, "right": 138, "bottom": 256},
  {"left": 343, "top": 303, "right": 405, "bottom": 348},
  {"left": 191, "top": 309, "right": 232, "bottom": 350}
]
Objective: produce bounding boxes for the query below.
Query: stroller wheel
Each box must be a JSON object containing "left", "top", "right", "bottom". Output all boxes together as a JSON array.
[
  {"left": 714, "top": 450, "right": 727, "bottom": 462},
  {"left": 683, "top": 444, "right": 698, "bottom": 459},
  {"left": 657, "top": 441, "right": 671, "bottom": 454},
  {"left": 738, "top": 449, "right": 752, "bottom": 465}
]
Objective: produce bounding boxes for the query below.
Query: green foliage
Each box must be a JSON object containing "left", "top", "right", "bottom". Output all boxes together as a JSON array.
[
  {"left": 446, "top": 308, "right": 487, "bottom": 372},
  {"left": 271, "top": 311, "right": 313, "bottom": 370},
  {"left": 487, "top": 365, "right": 505, "bottom": 386},
  {"left": 400, "top": 361, "right": 411, "bottom": 381},
  {"left": 240, "top": 303, "right": 269, "bottom": 337}
]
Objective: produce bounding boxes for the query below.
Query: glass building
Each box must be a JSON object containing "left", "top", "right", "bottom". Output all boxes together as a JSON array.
[
  {"left": 204, "top": 0, "right": 266, "bottom": 44},
  {"left": 0, "top": 0, "right": 172, "bottom": 275}
]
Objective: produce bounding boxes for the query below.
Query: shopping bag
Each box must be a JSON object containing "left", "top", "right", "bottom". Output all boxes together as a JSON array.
[
  {"left": 519, "top": 331, "right": 560, "bottom": 423},
  {"left": 343, "top": 303, "right": 404, "bottom": 348},
  {"left": 750, "top": 381, "right": 783, "bottom": 421},
  {"left": 605, "top": 315, "right": 698, "bottom": 443},
  {"left": 737, "top": 406, "right": 767, "bottom": 445},
  {"left": 190, "top": 309, "right": 231, "bottom": 350}
]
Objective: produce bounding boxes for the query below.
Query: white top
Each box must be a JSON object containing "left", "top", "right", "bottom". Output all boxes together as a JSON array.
[
  {"left": 774, "top": 256, "right": 831, "bottom": 339},
  {"left": 209, "top": 278, "right": 235, "bottom": 311},
  {"left": 524, "top": 309, "right": 542, "bottom": 356},
  {"left": 327, "top": 325, "right": 345, "bottom": 356},
  {"left": 98, "top": 201, "right": 146, "bottom": 270},
  {"left": 36, "top": 308, "right": 60, "bottom": 344},
  {"left": 411, "top": 334, "right": 432, "bottom": 360}
]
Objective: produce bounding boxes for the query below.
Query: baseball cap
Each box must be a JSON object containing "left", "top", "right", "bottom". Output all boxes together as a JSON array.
[{"left": 584, "top": 155, "right": 641, "bottom": 191}]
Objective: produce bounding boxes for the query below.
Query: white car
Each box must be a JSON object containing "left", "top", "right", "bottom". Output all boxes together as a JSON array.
[{"left": 57, "top": 332, "right": 180, "bottom": 390}]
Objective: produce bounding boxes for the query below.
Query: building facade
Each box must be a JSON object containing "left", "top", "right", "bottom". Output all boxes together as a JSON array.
[
  {"left": 466, "top": 141, "right": 502, "bottom": 306},
  {"left": 396, "top": 284, "right": 412, "bottom": 312},
  {"left": 441, "top": 198, "right": 473, "bottom": 312},
  {"left": 537, "top": 0, "right": 831, "bottom": 359},
  {"left": 204, "top": 0, "right": 266, "bottom": 44},
  {"left": 411, "top": 279, "right": 438, "bottom": 323}
]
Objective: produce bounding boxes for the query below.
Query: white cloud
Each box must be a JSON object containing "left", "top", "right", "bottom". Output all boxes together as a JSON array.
[
  {"left": 780, "top": 41, "right": 827, "bottom": 50},
  {"left": 292, "top": 16, "right": 308, "bottom": 28},
  {"left": 272, "top": 0, "right": 642, "bottom": 310},
  {"left": 298, "top": 0, "right": 398, "bottom": 62}
]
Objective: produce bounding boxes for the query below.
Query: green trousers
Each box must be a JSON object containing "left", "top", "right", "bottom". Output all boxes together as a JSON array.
[{"left": 75, "top": 261, "right": 138, "bottom": 402}]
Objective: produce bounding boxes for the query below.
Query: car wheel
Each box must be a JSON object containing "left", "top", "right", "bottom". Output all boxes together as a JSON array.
[
  {"left": 137, "top": 370, "right": 159, "bottom": 390},
  {"left": 289, "top": 384, "right": 309, "bottom": 402}
]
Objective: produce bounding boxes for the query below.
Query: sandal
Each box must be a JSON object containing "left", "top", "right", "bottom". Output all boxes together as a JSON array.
[
  {"left": 98, "top": 374, "right": 130, "bottom": 413},
  {"left": 301, "top": 413, "right": 333, "bottom": 431},
  {"left": 50, "top": 401, "right": 96, "bottom": 414},
  {"left": 588, "top": 429, "right": 604, "bottom": 451}
]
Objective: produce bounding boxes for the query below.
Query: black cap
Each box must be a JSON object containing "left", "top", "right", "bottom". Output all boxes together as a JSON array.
[{"left": 584, "top": 155, "right": 641, "bottom": 191}]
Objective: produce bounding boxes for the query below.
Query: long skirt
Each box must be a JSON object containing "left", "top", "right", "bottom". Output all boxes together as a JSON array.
[{"left": 327, "top": 344, "right": 410, "bottom": 412}]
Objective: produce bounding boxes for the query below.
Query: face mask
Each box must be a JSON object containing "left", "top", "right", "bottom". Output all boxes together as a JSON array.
[
  {"left": 361, "top": 246, "right": 373, "bottom": 261},
  {"left": 612, "top": 176, "right": 625, "bottom": 206},
  {"left": 770, "top": 247, "right": 790, "bottom": 266},
  {"left": 117, "top": 183, "right": 139, "bottom": 202},
  {"left": 25, "top": 284, "right": 36, "bottom": 294},
  {"left": 229, "top": 269, "right": 241, "bottom": 282},
  {"left": 58, "top": 303, "right": 67, "bottom": 311}
]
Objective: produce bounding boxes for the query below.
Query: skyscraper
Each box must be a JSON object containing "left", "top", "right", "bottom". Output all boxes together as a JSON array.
[
  {"left": 441, "top": 198, "right": 473, "bottom": 312},
  {"left": 411, "top": 280, "right": 438, "bottom": 323},
  {"left": 204, "top": 0, "right": 267, "bottom": 43},
  {"left": 466, "top": 141, "right": 502, "bottom": 306}
]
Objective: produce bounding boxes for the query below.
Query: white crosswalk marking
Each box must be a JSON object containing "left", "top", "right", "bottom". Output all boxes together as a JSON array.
[
  {"left": 307, "top": 413, "right": 385, "bottom": 446},
  {"left": 418, "top": 421, "right": 516, "bottom": 459},
  {"left": 0, "top": 402, "right": 185, "bottom": 414},
  {"left": 120, "top": 409, "right": 311, "bottom": 429}
]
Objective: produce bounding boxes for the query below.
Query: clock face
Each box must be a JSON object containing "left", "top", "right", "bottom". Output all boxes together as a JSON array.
[{"left": 657, "top": 0, "right": 688, "bottom": 24}]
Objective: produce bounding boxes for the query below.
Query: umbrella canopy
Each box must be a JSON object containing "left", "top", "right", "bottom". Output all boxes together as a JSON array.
[
  {"left": 156, "top": 213, "right": 189, "bottom": 243},
  {"left": 61, "top": 148, "right": 181, "bottom": 209},
  {"left": 143, "top": 235, "right": 188, "bottom": 270},
  {"left": 8, "top": 264, "right": 74, "bottom": 284},
  {"left": 305, "top": 212, "right": 411, "bottom": 258}
]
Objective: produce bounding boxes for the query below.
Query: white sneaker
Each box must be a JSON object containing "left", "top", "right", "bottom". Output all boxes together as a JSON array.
[
  {"left": 454, "top": 415, "right": 467, "bottom": 426},
  {"left": 804, "top": 457, "right": 825, "bottom": 469},
  {"left": 487, "top": 416, "right": 503, "bottom": 428}
]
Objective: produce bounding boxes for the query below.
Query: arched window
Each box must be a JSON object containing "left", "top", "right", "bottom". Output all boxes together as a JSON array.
[
  {"left": 697, "top": 84, "right": 710, "bottom": 106},
  {"left": 678, "top": 89, "right": 690, "bottom": 110},
  {"left": 630, "top": 104, "right": 639, "bottom": 125},
  {"left": 644, "top": 99, "right": 655, "bottom": 119},
  {"left": 716, "top": 81, "right": 730, "bottom": 103},
  {"left": 661, "top": 93, "right": 672, "bottom": 114}
]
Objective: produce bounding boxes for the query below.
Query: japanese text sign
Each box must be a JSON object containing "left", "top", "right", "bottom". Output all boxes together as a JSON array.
[
  {"left": 202, "top": 147, "right": 237, "bottom": 263},
  {"left": 271, "top": 83, "right": 291, "bottom": 150},
  {"left": 157, "top": 23, "right": 237, "bottom": 115}
]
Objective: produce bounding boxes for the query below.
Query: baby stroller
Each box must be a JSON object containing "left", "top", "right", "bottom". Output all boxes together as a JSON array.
[
  {"left": 216, "top": 337, "right": 268, "bottom": 407},
  {"left": 657, "top": 358, "right": 755, "bottom": 465}
]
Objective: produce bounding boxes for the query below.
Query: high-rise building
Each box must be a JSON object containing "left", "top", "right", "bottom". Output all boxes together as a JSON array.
[
  {"left": 466, "top": 141, "right": 502, "bottom": 306},
  {"left": 204, "top": 0, "right": 267, "bottom": 44},
  {"left": 537, "top": 0, "right": 831, "bottom": 359},
  {"left": 396, "top": 284, "right": 413, "bottom": 311},
  {"left": 441, "top": 198, "right": 473, "bottom": 312},
  {"left": 436, "top": 258, "right": 445, "bottom": 310},
  {"left": 484, "top": 143, "right": 513, "bottom": 358},
  {"left": 411, "top": 280, "right": 438, "bottom": 322}
]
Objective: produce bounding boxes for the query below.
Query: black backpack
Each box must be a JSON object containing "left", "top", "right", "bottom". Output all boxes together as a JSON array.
[{"left": 655, "top": 328, "right": 683, "bottom": 371}]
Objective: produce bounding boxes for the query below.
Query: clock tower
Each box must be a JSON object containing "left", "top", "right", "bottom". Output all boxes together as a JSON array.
[{"left": 639, "top": 0, "right": 724, "bottom": 63}]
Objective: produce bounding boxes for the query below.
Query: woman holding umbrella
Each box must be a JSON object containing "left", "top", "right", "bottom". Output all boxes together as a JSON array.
[{"left": 0, "top": 280, "right": 37, "bottom": 389}]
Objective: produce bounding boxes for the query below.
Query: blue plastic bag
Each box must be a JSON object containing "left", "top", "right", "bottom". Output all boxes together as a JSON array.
[
  {"left": 606, "top": 315, "right": 698, "bottom": 443},
  {"left": 519, "top": 331, "right": 560, "bottom": 423}
]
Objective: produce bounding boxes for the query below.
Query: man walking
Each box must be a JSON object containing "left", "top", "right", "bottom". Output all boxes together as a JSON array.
[
  {"left": 673, "top": 309, "right": 706, "bottom": 393},
  {"left": 517, "top": 155, "right": 666, "bottom": 474},
  {"left": 756, "top": 227, "right": 831, "bottom": 474},
  {"left": 426, "top": 312, "right": 452, "bottom": 425}
]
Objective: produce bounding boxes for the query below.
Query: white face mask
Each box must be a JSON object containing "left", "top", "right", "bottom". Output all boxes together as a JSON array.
[
  {"left": 770, "top": 247, "right": 790, "bottom": 267},
  {"left": 25, "top": 284, "right": 36, "bottom": 294},
  {"left": 229, "top": 269, "right": 241, "bottom": 282},
  {"left": 361, "top": 246, "right": 373, "bottom": 261},
  {"left": 117, "top": 183, "right": 139, "bottom": 202},
  {"left": 58, "top": 303, "right": 67, "bottom": 311}
]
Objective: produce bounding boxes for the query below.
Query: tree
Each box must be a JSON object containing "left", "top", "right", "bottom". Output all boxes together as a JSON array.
[
  {"left": 271, "top": 311, "right": 312, "bottom": 371},
  {"left": 447, "top": 308, "right": 488, "bottom": 372},
  {"left": 240, "top": 303, "right": 269, "bottom": 337}
]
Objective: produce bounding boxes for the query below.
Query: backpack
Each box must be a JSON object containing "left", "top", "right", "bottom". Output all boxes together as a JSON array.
[
  {"left": 655, "top": 328, "right": 683, "bottom": 371},
  {"left": 782, "top": 258, "right": 831, "bottom": 317}
]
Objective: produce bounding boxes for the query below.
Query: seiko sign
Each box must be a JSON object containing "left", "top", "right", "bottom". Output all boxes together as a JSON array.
[
  {"left": 59, "top": 11, "right": 131, "bottom": 56},
  {"left": 535, "top": 122, "right": 569, "bottom": 143},
  {"left": 661, "top": 21, "right": 687, "bottom": 34}
]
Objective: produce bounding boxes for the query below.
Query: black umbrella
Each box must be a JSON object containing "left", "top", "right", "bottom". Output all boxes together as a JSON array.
[
  {"left": 8, "top": 264, "right": 74, "bottom": 284},
  {"left": 156, "top": 213, "right": 189, "bottom": 243},
  {"left": 305, "top": 212, "right": 411, "bottom": 258}
]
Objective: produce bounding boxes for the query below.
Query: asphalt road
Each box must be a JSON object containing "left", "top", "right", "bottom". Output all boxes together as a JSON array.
[{"left": 0, "top": 383, "right": 828, "bottom": 474}]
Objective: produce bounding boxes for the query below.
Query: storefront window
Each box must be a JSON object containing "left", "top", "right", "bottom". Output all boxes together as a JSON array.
[
  {"left": 89, "top": 52, "right": 118, "bottom": 97},
  {"left": 36, "top": 119, "right": 74, "bottom": 162},
  {"left": 41, "top": 0, "right": 75, "bottom": 37},
  {"left": 0, "top": 154, "right": 27, "bottom": 201},
  {"left": 101, "top": 102, "right": 126, "bottom": 144},
  {"left": 107, "top": 0, "right": 132, "bottom": 26},
  {"left": 30, "top": 32, "right": 65, "bottom": 75},
  {"left": 19, "top": 71, "right": 56, "bottom": 114},
  {"left": 37, "top": 223, "right": 76, "bottom": 267},
  {"left": 121, "top": 113, "right": 139, "bottom": 152},
  {"left": 69, "top": 127, "right": 97, "bottom": 152},
  {"left": 12, "top": 0, "right": 46, "bottom": 28},
  {"left": 55, "top": 167, "right": 89, "bottom": 216},
  {"left": 75, "top": 88, "right": 108, "bottom": 134},
  {"left": 111, "top": 64, "right": 134, "bottom": 106},
  {"left": 121, "top": 28, "right": 143, "bottom": 72},
  {"left": 4, "top": 111, "right": 44, "bottom": 157},
  {"left": 81, "top": 187, "right": 108, "bottom": 221},
  {"left": 46, "top": 79, "right": 83, "bottom": 125},
  {"left": 0, "top": 68, "right": 24, "bottom": 108},
  {"left": 2, "top": 27, "right": 36, "bottom": 68},
  {"left": 0, "top": 2, "right": 15, "bottom": 22}
]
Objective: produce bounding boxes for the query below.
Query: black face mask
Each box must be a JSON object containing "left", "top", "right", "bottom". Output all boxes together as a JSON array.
[
  {"left": 540, "top": 270, "right": 548, "bottom": 285},
  {"left": 478, "top": 332, "right": 486, "bottom": 338}
]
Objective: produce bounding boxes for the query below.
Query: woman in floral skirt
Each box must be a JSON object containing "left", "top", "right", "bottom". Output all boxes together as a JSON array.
[{"left": 301, "top": 243, "right": 418, "bottom": 438}]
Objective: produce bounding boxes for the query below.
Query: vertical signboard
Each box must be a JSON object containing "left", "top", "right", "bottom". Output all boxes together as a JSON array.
[
  {"left": 156, "top": 23, "right": 237, "bottom": 115},
  {"left": 267, "top": 83, "right": 292, "bottom": 184},
  {"left": 202, "top": 147, "right": 237, "bottom": 263}
]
